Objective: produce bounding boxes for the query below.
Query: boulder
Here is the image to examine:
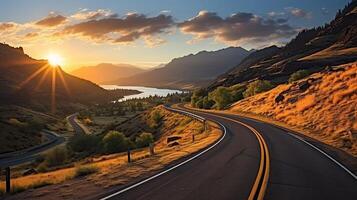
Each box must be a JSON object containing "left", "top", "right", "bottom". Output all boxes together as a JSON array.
[
  {"left": 298, "top": 81, "right": 310, "bottom": 91},
  {"left": 23, "top": 168, "right": 38, "bottom": 176},
  {"left": 168, "top": 141, "right": 180, "bottom": 147},
  {"left": 167, "top": 136, "right": 182, "bottom": 143},
  {"left": 275, "top": 93, "right": 284, "bottom": 103}
]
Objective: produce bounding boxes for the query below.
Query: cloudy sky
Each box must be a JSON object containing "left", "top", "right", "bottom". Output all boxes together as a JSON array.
[{"left": 0, "top": 0, "right": 349, "bottom": 71}]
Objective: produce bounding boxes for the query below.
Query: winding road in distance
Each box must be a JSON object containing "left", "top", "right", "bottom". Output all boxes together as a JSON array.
[
  {"left": 99, "top": 104, "right": 357, "bottom": 200},
  {"left": 0, "top": 113, "right": 85, "bottom": 168}
]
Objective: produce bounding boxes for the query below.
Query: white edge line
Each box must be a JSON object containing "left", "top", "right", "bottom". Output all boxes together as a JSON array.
[
  {"left": 286, "top": 132, "right": 357, "bottom": 180},
  {"left": 100, "top": 112, "right": 227, "bottom": 200}
]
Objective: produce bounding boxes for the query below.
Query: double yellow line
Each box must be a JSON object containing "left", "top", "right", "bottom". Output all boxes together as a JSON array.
[{"left": 180, "top": 106, "right": 270, "bottom": 200}]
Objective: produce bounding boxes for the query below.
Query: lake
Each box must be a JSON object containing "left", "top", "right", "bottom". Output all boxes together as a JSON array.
[{"left": 100, "top": 85, "right": 183, "bottom": 101}]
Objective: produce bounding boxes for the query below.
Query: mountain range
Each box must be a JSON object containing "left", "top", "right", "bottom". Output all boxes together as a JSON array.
[
  {"left": 70, "top": 63, "right": 146, "bottom": 84},
  {"left": 207, "top": 1, "right": 357, "bottom": 91},
  {"left": 111, "top": 47, "right": 250, "bottom": 89},
  {"left": 0, "top": 43, "right": 138, "bottom": 114}
]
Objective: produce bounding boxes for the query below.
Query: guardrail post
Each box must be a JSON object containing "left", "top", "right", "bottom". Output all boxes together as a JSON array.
[
  {"left": 127, "top": 148, "right": 131, "bottom": 163},
  {"left": 5, "top": 167, "right": 10, "bottom": 193},
  {"left": 149, "top": 143, "right": 154, "bottom": 155}
]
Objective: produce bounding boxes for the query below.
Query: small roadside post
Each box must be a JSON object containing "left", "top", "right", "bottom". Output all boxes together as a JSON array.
[
  {"left": 192, "top": 134, "right": 195, "bottom": 142},
  {"left": 127, "top": 148, "right": 131, "bottom": 163},
  {"left": 149, "top": 143, "right": 155, "bottom": 155},
  {"left": 203, "top": 119, "right": 207, "bottom": 132},
  {"left": 5, "top": 167, "right": 10, "bottom": 193}
]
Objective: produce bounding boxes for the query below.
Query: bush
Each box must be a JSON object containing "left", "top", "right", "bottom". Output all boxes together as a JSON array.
[
  {"left": 191, "top": 89, "right": 206, "bottom": 107},
  {"left": 195, "top": 98, "right": 204, "bottom": 108},
  {"left": 67, "top": 134, "right": 100, "bottom": 153},
  {"left": 37, "top": 162, "right": 48, "bottom": 172},
  {"left": 44, "top": 147, "right": 67, "bottom": 167},
  {"left": 243, "top": 80, "right": 274, "bottom": 98},
  {"left": 202, "top": 96, "right": 215, "bottom": 109},
  {"left": 151, "top": 110, "right": 162, "bottom": 124},
  {"left": 289, "top": 70, "right": 310, "bottom": 83},
  {"left": 8, "top": 118, "right": 26, "bottom": 127},
  {"left": 74, "top": 165, "right": 99, "bottom": 177},
  {"left": 102, "top": 131, "right": 128, "bottom": 153},
  {"left": 148, "top": 110, "right": 162, "bottom": 128},
  {"left": 135, "top": 132, "right": 154, "bottom": 148},
  {"left": 209, "top": 87, "right": 232, "bottom": 110}
]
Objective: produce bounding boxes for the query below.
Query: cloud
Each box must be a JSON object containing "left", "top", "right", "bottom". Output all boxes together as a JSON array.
[
  {"left": 0, "top": 22, "right": 17, "bottom": 32},
  {"left": 178, "top": 11, "right": 297, "bottom": 45},
  {"left": 71, "top": 9, "right": 116, "bottom": 20},
  {"left": 286, "top": 7, "right": 312, "bottom": 19},
  {"left": 268, "top": 11, "right": 285, "bottom": 17},
  {"left": 24, "top": 32, "right": 39, "bottom": 38},
  {"left": 59, "top": 13, "right": 175, "bottom": 45},
  {"left": 36, "top": 14, "right": 67, "bottom": 27},
  {"left": 321, "top": 8, "right": 329, "bottom": 15}
]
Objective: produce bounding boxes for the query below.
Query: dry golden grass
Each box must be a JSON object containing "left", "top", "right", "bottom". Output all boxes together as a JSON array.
[
  {"left": 2, "top": 108, "right": 222, "bottom": 200},
  {"left": 230, "top": 62, "right": 357, "bottom": 156}
]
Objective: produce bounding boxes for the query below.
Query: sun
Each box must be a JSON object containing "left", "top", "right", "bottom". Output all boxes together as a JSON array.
[{"left": 47, "top": 53, "right": 63, "bottom": 67}]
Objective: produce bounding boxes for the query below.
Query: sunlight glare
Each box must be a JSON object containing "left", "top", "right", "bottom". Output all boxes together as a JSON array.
[{"left": 47, "top": 53, "right": 63, "bottom": 67}]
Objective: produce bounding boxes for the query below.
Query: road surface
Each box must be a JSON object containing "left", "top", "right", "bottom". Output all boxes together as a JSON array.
[
  {"left": 67, "top": 113, "right": 86, "bottom": 135},
  {"left": 100, "top": 105, "right": 357, "bottom": 200}
]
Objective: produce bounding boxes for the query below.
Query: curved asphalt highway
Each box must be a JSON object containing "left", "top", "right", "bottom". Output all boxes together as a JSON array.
[
  {"left": 67, "top": 113, "right": 86, "bottom": 135},
  {"left": 100, "top": 105, "right": 357, "bottom": 200}
]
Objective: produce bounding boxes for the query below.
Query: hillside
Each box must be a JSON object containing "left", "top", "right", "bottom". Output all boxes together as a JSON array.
[
  {"left": 70, "top": 63, "right": 145, "bottom": 84},
  {"left": 208, "top": 1, "right": 357, "bottom": 91},
  {"left": 0, "top": 105, "right": 65, "bottom": 153},
  {"left": 230, "top": 62, "right": 357, "bottom": 156},
  {"left": 112, "top": 47, "right": 250, "bottom": 90},
  {"left": 0, "top": 43, "right": 139, "bottom": 113}
]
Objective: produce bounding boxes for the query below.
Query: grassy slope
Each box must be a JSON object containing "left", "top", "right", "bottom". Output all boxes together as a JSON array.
[
  {"left": 2, "top": 106, "right": 222, "bottom": 199},
  {"left": 230, "top": 62, "right": 357, "bottom": 156},
  {"left": 0, "top": 106, "right": 66, "bottom": 154}
]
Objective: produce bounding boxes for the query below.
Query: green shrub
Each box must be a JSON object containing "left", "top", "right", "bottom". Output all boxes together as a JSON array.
[
  {"left": 243, "top": 80, "right": 274, "bottom": 98},
  {"left": 74, "top": 165, "right": 99, "bottom": 178},
  {"left": 209, "top": 87, "right": 232, "bottom": 110},
  {"left": 102, "top": 131, "right": 128, "bottom": 153},
  {"left": 67, "top": 134, "right": 100, "bottom": 153},
  {"left": 191, "top": 89, "right": 206, "bottom": 107},
  {"left": 37, "top": 162, "right": 49, "bottom": 172},
  {"left": 148, "top": 110, "right": 162, "bottom": 128},
  {"left": 151, "top": 110, "right": 162, "bottom": 124},
  {"left": 44, "top": 147, "right": 67, "bottom": 167},
  {"left": 289, "top": 70, "right": 310, "bottom": 83},
  {"left": 195, "top": 98, "right": 204, "bottom": 108},
  {"left": 135, "top": 132, "right": 154, "bottom": 148},
  {"left": 202, "top": 96, "right": 215, "bottom": 109},
  {"left": 8, "top": 118, "right": 26, "bottom": 127}
]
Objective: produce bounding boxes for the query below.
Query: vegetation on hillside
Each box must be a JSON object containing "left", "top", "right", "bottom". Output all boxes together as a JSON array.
[
  {"left": 190, "top": 80, "right": 274, "bottom": 110},
  {"left": 230, "top": 62, "right": 357, "bottom": 156}
]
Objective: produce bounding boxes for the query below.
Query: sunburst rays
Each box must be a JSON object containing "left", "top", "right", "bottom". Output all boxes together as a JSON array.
[{"left": 18, "top": 63, "right": 71, "bottom": 113}]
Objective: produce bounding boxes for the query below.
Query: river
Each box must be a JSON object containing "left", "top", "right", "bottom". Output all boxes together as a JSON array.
[{"left": 100, "top": 85, "right": 182, "bottom": 101}]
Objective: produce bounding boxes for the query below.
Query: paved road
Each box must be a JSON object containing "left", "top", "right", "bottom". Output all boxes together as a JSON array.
[
  {"left": 0, "top": 130, "right": 64, "bottom": 167},
  {"left": 100, "top": 105, "right": 357, "bottom": 200},
  {"left": 67, "top": 113, "right": 86, "bottom": 135}
]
